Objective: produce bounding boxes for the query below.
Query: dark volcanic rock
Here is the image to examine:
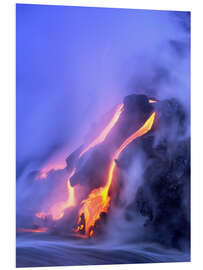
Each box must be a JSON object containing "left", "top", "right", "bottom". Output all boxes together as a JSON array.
[
  {"left": 64, "top": 95, "right": 190, "bottom": 250},
  {"left": 114, "top": 97, "right": 190, "bottom": 250},
  {"left": 124, "top": 94, "right": 152, "bottom": 114}
]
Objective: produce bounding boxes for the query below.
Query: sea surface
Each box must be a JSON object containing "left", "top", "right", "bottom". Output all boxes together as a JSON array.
[{"left": 16, "top": 233, "right": 190, "bottom": 268}]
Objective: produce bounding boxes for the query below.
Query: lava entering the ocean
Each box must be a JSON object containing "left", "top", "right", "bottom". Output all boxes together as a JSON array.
[
  {"left": 75, "top": 112, "right": 156, "bottom": 237},
  {"left": 36, "top": 104, "right": 124, "bottom": 222},
  {"left": 34, "top": 98, "right": 157, "bottom": 238}
]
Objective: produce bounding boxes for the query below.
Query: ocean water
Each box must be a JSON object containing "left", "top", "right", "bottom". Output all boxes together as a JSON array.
[{"left": 16, "top": 233, "right": 190, "bottom": 267}]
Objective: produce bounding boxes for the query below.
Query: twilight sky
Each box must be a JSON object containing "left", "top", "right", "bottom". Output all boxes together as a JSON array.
[{"left": 16, "top": 4, "right": 190, "bottom": 179}]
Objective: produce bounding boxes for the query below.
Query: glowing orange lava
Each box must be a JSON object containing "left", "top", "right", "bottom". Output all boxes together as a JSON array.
[
  {"left": 79, "top": 104, "right": 124, "bottom": 158},
  {"left": 17, "top": 227, "right": 48, "bottom": 233},
  {"left": 36, "top": 104, "right": 124, "bottom": 222},
  {"left": 75, "top": 112, "right": 156, "bottom": 237}
]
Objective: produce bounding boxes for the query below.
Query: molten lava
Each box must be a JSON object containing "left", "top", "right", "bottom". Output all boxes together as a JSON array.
[
  {"left": 36, "top": 104, "right": 124, "bottom": 222},
  {"left": 79, "top": 104, "right": 124, "bottom": 158},
  {"left": 75, "top": 112, "right": 156, "bottom": 237},
  {"left": 35, "top": 99, "right": 156, "bottom": 238}
]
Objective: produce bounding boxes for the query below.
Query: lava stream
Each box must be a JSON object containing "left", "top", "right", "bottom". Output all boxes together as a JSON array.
[
  {"left": 36, "top": 104, "right": 124, "bottom": 222},
  {"left": 75, "top": 112, "right": 156, "bottom": 237},
  {"left": 79, "top": 104, "right": 124, "bottom": 158}
]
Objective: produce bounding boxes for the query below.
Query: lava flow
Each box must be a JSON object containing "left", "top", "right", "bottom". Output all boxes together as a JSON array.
[
  {"left": 79, "top": 104, "right": 124, "bottom": 158},
  {"left": 75, "top": 112, "right": 156, "bottom": 237},
  {"left": 36, "top": 104, "right": 124, "bottom": 222}
]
